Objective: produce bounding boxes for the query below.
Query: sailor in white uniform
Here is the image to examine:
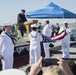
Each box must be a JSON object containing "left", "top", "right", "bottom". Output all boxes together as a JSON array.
[
  {"left": 61, "top": 21, "right": 71, "bottom": 58},
  {"left": 0, "top": 22, "right": 14, "bottom": 70},
  {"left": 0, "top": 69, "right": 26, "bottom": 75},
  {"left": 29, "top": 24, "right": 43, "bottom": 65},
  {"left": 43, "top": 20, "right": 52, "bottom": 58}
]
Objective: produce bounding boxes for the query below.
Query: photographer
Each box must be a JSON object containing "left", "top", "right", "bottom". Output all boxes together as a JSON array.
[
  {"left": 28, "top": 57, "right": 74, "bottom": 75},
  {"left": 57, "top": 57, "right": 74, "bottom": 75}
]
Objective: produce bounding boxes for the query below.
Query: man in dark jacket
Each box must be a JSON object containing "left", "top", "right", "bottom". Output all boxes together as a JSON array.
[
  {"left": 55, "top": 23, "right": 60, "bottom": 35},
  {"left": 17, "top": 9, "right": 27, "bottom": 37}
]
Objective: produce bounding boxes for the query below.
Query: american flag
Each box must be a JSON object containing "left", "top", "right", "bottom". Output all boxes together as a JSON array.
[
  {"left": 41, "top": 30, "right": 66, "bottom": 43},
  {"left": 51, "top": 31, "right": 66, "bottom": 40},
  {"left": 41, "top": 34, "right": 55, "bottom": 43}
]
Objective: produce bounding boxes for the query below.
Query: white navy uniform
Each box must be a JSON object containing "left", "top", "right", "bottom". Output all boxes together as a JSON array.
[
  {"left": 29, "top": 31, "right": 43, "bottom": 65},
  {"left": 43, "top": 24, "right": 52, "bottom": 58},
  {"left": 0, "top": 69, "right": 26, "bottom": 75},
  {"left": 0, "top": 31, "right": 14, "bottom": 70},
  {"left": 61, "top": 27, "right": 71, "bottom": 58}
]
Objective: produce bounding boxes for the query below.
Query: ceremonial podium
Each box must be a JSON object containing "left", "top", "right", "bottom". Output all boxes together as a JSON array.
[{"left": 24, "top": 20, "right": 38, "bottom": 41}]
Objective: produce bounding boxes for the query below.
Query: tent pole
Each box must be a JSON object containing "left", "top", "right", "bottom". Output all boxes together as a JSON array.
[
  {"left": 75, "top": 18, "right": 76, "bottom": 25},
  {"left": 62, "top": 17, "right": 64, "bottom": 25},
  {"left": 74, "top": 15, "right": 76, "bottom": 26}
]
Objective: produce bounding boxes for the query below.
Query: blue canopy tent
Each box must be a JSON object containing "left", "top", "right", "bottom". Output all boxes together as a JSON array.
[{"left": 26, "top": 2, "right": 76, "bottom": 18}]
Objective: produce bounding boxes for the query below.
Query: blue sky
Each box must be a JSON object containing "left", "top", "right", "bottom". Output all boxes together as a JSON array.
[{"left": 0, "top": 0, "right": 76, "bottom": 24}]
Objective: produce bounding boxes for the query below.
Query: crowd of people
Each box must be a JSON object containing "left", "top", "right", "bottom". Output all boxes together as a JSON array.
[
  {"left": 0, "top": 57, "right": 75, "bottom": 75},
  {"left": 0, "top": 9, "right": 75, "bottom": 75}
]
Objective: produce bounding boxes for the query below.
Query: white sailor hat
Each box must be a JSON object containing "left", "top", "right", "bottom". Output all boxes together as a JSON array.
[
  {"left": 0, "top": 69, "right": 26, "bottom": 75},
  {"left": 31, "top": 24, "right": 38, "bottom": 28},
  {"left": 2, "top": 22, "right": 13, "bottom": 26},
  {"left": 63, "top": 21, "right": 68, "bottom": 24}
]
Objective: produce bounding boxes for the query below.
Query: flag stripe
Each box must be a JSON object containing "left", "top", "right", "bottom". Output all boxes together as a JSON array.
[
  {"left": 51, "top": 31, "right": 66, "bottom": 40},
  {"left": 41, "top": 30, "right": 66, "bottom": 43}
]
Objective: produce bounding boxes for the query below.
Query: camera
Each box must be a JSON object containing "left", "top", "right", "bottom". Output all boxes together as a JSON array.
[
  {"left": 42, "top": 58, "right": 58, "bottom": 67},
  {"left": 42, "top": 58, "right": 76, "bottom": 67}
]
